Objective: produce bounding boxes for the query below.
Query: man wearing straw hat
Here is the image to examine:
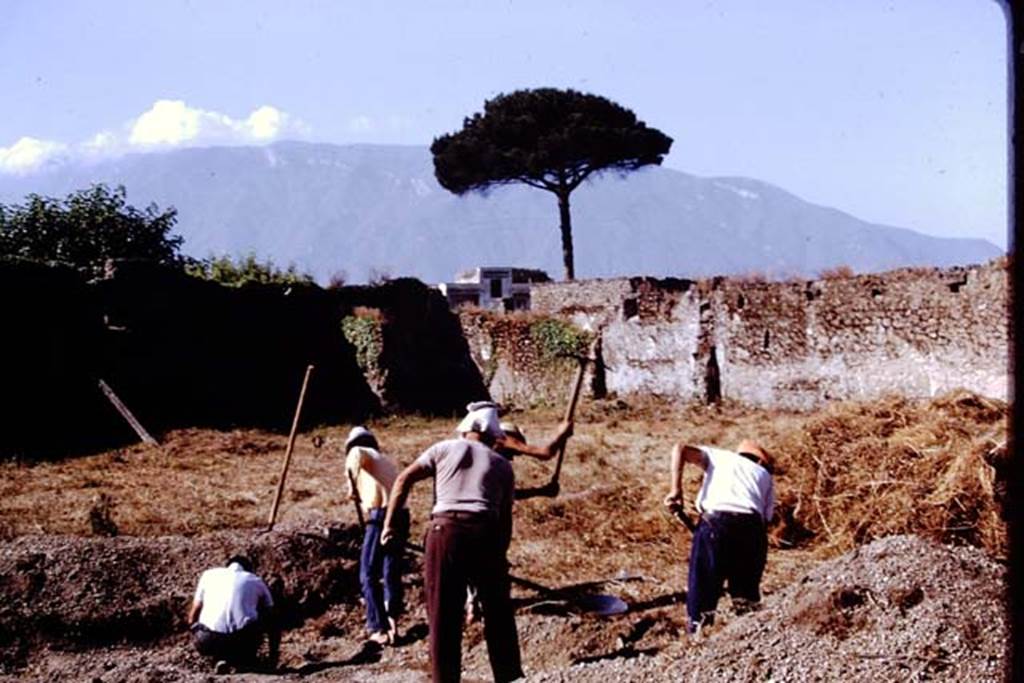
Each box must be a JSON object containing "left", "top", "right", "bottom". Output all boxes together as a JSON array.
[
  {"left": 381, "top": 402, "right": 533, "bottom": 682},
  {"left": 664, "top": 438, "right": 775, "bottom": 636},
  {"left": 344, "top": 426, "right": 408, "bottom": 645}
]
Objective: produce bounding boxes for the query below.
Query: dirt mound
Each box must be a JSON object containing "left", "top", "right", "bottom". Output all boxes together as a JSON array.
[
  {"left": 536, "top": 535, "right": 1006, "bottom": 681},
  {"left": 0, "top": 523, "right": 363, "bottom": 673}
]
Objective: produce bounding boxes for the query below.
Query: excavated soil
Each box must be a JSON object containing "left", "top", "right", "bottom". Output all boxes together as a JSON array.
[{"left": 0, "top": 393, "right": 1009, "bottom": 681}]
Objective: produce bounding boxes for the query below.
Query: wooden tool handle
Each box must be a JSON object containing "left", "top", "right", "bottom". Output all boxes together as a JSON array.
[
  {"left": 267, "top": 364, "right": 315, "bottom": 530},
  {"left": 549, "top": 335, "right": 600, "bottom": 487}
]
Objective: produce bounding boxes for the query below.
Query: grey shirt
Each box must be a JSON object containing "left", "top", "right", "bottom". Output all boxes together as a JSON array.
[{"left": 415, "top": 438, "right": 514, "bottom": 518}]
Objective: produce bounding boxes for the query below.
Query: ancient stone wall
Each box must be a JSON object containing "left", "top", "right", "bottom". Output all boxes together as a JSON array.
[
  {"left": 458, "top": 310, "right": 593, "bottom": 409},
  {"left": 519, "top": 259, "right": 1009, "bottom": 409}
]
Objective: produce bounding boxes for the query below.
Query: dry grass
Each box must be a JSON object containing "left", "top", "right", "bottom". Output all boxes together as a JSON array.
[
  {"left": 772, "top": 390, "right": 1008, "bottom": 558},
  {"left": 0, "top": 391, "right": 1007, "bottom": 594}
]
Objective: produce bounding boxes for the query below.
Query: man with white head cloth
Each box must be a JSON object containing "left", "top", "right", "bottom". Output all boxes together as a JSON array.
[{"left": 382, "top": 402, "right": 521, "bottom": 682}]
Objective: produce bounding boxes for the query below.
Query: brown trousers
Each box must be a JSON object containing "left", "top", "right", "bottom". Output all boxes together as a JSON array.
[{"left": 423, "top": 513, "right": 522, "bottom": 683}]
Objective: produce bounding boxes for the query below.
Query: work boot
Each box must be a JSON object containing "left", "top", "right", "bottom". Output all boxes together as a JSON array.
[{"left": 214, "top": 660, "right": 231, "bottom": 675}]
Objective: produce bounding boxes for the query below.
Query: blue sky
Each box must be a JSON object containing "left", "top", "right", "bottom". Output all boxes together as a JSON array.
[{"left": 0, "top": 0, "right": 1009, "bottom": 247}]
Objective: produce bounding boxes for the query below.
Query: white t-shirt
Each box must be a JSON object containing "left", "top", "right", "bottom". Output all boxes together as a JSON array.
[
  {"left": 194, "top": 563, "right": 274, "bottom": 633},
  {"left": 694, "top": 446, "right": 774, "bottom": 521}
]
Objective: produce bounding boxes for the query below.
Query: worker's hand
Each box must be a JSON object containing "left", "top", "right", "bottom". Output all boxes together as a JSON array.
[
  {"left": 538, "top": 480, "right": 560, "bottom": 498},
  {"left": 663, "top": 491, "right": 683, "bottom": 509},
  {"left": 347, "top": 490, "right": 359, "bottom": 502},
  {"left": 381, "top": 526, "right": 393, "bottom": 547}
]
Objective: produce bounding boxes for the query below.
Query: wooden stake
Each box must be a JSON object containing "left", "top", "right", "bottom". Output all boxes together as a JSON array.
[
  {"left": 549, "top": 335, "right": 600, "bottom": 488},
  {"left": 98, "top": 379, "right": 158, "bottom": 446},
  {"left": 267, "top": 364, "right": 315, "bottom": 530}
]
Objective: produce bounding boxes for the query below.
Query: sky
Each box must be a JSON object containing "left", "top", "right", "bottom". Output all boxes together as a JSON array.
[{"left": 0, "top": 0, "right": 1009, "bottom": 248}]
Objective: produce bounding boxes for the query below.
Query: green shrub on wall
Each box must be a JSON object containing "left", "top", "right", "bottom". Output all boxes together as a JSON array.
[
  {"left": 341, "top": 309, "right": 383, "bottom": 372},
  {"left": 529, "top": 318, "right": 591, "bottom": 361}
]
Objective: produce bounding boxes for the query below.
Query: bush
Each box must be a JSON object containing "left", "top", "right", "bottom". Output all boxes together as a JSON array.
[
  {"left": 186, "top": 253, "right": 315, "bottom": 287},
  {"left": 0, "top": 184, "right": 183, "bottom": 279}
]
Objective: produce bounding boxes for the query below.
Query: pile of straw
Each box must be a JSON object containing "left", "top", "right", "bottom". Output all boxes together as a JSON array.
[{"left": 772, "top": 390, "right": 1008, "bottom": 558}]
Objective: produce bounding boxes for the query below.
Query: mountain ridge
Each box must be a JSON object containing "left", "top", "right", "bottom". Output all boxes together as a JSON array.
[{"left": 0, "top": 141, "right": 1001, "bottom": 283}]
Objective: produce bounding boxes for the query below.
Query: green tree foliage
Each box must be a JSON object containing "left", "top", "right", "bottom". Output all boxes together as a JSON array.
[
  {"left": 431, "top": 88, "right": 673, "bottom": 280},
  {"left": 0, "top": 184, "right": 184, "bottom": 278},
  {"left": 185, "top": 252, "right": 316, "bottom": 287}
]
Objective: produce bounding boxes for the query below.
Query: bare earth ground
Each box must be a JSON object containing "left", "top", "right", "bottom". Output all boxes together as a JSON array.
[{"left": 0, "top": 395, "right": 1009, "bottom": 681}]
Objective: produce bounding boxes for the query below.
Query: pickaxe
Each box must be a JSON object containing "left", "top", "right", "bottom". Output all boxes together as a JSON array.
[
  {"left": 665, "top": 501, "right": 697, "bottom": 532},
  {"left": 547, "top": 334, "right": 609, "bottom": 490}
]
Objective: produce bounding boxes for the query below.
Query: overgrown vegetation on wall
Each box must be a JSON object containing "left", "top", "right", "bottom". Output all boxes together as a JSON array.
[
  {"left": 341, "top": 307, "right": 384, "bottom": 376},
  {"left": 529, "top": 317, "right": 592, "bottom": 361},
  {"left": 185, "top": 253, "right": 315, "bottom": 287},
  {"left": 460, "top": 310, "right": 593, "bottom": 408}
]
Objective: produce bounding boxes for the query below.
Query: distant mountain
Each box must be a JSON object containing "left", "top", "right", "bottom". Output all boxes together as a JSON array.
[{"left": 0, "top": 141, "right": 1002, "bottom": 283}]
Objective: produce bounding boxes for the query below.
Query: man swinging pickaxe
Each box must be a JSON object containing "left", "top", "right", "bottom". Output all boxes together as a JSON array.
[
  {"left": 545, "top": 334, "right": 606, "bottom": 495},
  {"left": 466, "top": 333, "right": 606, "bottom": 497}
]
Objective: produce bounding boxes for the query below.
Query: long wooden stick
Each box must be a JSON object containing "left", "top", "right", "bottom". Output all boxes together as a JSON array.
[
  {"left": 267, "top": 364, "right": 315, "bottom": 530},
  {"left": 98, "top": 379, "right": 158, "bottom": 446},
  {"left": 549, "top": 336, "right": 600, "bottom": 487}
]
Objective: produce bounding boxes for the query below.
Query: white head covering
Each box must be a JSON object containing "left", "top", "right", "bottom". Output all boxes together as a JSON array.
[
  {"left": 345, "top": 426, "right": 376, "bottom": 451},
  {"left": 500, "top": 422, "right": 526, "bottom": 443},
  {"left": 456, "top": 405, "right": 502, "bottom": 440}
]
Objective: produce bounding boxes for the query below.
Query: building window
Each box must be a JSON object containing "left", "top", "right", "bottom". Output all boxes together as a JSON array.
[{"left": 490, "top": 278, "right": 503, "bottom": 299}]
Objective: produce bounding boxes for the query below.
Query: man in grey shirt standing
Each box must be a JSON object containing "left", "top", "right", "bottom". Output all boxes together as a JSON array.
[{"left": 382, "top": 404, "right": 520, "bottom": 683}]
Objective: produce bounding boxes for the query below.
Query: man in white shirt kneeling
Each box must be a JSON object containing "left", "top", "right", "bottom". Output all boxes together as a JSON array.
[{"left": 188, "top": 555, "right": 280, "bottom": 673}]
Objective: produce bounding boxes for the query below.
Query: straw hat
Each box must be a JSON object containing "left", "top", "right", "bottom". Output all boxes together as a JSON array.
[{"left": 735, "top": 439, "right": 772, "bottom": 469}]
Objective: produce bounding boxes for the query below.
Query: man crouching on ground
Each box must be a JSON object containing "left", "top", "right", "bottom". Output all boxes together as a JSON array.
[
  {"left": 188, "top": 555, "right": 280, "bottom": 674},
  {"left": 664, "top": 439, "right": 775, "bottom": 636},
  {"left": 382, "top": 404, "right": 521, "bottom": 683}
]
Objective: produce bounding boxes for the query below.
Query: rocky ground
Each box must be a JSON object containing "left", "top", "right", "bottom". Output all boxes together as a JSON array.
[
  {"left": 0, "top": 395, "right": 1009, "bottom": 681},
  {"left": 0, "top": 529, "right": 1006, "bottom": 682}
]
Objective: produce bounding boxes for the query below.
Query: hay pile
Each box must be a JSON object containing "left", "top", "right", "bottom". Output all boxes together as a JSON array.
[{"left": 771, "top": 389, "right": 1008, "bottom": 558}]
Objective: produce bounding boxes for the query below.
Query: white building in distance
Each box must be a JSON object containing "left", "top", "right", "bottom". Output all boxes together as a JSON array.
[{"left": 437, "top": 267, "right": 550, "bottom": 311}]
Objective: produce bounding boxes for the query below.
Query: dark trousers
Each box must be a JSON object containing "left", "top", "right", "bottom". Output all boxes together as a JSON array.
[
  {"left": 361, "top": 507, "right": 409, "bottom": 632},
  {"left": 191, "top": 621, "right": 266, "bottom": 668},
  {"left": 686, "top": 510, "right": 767, "bottom": 631},
  {"left": 424, "top": 513, "right": 522, "bottom": 683}
]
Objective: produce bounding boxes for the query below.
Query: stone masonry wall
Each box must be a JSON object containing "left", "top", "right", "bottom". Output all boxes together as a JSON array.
[{"left": 522, "top": 259, "right": 1008, "bottom": 409}]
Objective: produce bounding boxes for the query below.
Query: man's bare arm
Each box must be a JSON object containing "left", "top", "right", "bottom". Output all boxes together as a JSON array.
[
  {"left": 664, "top": 443, "right": 705, "bottom": 507},
  {"left": 381, "top": 461, "right": 431, "bottom": 545},
  {"left": 498, "top": 420, "right": 573, "bottom": 461},
  {"left": 188, "top": 599, "right": 202, "bottom": 626}
]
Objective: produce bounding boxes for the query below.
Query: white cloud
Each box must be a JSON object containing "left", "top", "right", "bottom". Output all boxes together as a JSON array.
[
  {"left": 0, "top": 136, "right": 67, "bottom": 174},
  {"left": 0, "top": 100, "right": 310, "bottom": 174},
  {"left": 127, "top": 100, "right": 307, "bottom": 148}
]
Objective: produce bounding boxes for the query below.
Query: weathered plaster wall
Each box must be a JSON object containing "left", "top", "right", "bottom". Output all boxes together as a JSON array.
[
  {"left": 458, "top": 311, "right": 593, "bottom": 409},
  {"left": 520, "top": 259, "right": 1008, "bottom": 409}
]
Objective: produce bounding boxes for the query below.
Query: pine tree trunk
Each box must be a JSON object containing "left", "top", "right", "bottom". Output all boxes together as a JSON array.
[{"left": 557, "top": 191, "right": 575, "bottom": 281}]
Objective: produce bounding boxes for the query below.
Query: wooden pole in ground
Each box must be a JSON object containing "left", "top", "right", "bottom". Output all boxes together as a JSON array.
[
  {"left": 98, "top": 379, "right": 158, "bottom": 446},
  {"left": 548, "top": 335, "right": 600, "bottom": 489},
  {"left": 267, "top": 364, "right": 315, "bottom": 531}
]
